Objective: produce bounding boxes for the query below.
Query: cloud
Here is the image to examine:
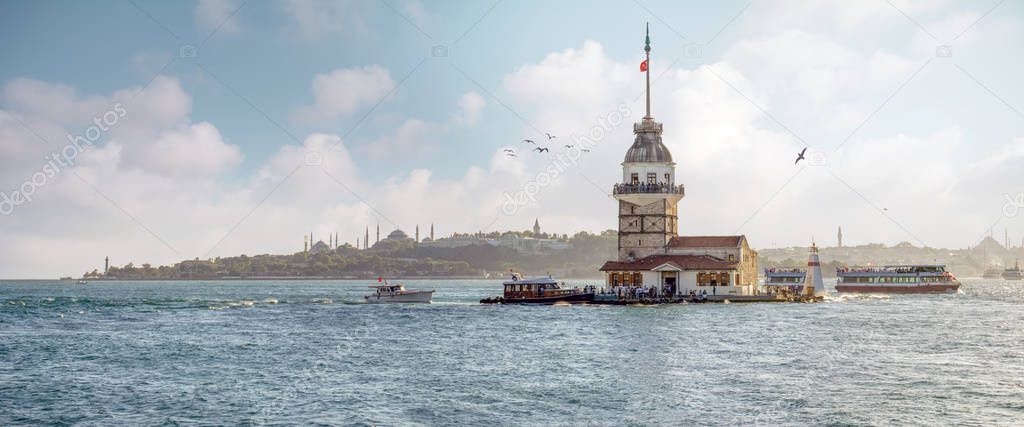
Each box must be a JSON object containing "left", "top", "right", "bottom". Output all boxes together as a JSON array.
[
  {"left": 293, "top": 65, "right": 395, "bottom": 122},
  {"left": 195, "top": 0, "right": 242, "bottom": 35},
  {"left": 123, "top": 122, "right": 243, "bottom": 177},
  {"left": 452, "top": 91, "right": 486, "bottom": 126},
  {"left": 282, "top": 0, "right": 370, "bottom": 41}
]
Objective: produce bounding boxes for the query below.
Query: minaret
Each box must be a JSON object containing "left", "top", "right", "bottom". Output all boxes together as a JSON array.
[
  {"left": 376, "top": 224, "right": 380, "bottom": 244},
  {"left": 415, "top": 225, "right": 420, "bottom": 244},
  {"left": 304, "top": 235, "right": 308, "bottom": 253},
  {"left": 837, "top": 226, "right": 843, "bottom": 248},
  {"left": 104, "top": 256, "right": 109, "bottom": 274},
  {"left": 612, "top": 23, "right": 684, "bottom": 261},
  {"left": 365, "top": 226, "right": 370, "bottom": 250},
  {"left": 430, "top": 224, "right": 434, "bottom": 241},
  {"left": 803, "top": 241, "right": 826, "bottom": 297}
]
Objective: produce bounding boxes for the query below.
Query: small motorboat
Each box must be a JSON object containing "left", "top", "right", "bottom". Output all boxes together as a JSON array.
[
  {"left": 76, "top": 279, "right": 88, "bottom": 285},
  {"left": 364, "top": 281, "right": 433, "bottom": 303}
]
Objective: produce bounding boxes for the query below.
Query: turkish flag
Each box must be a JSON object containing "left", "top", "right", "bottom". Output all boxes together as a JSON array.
[{"left": 640, "top": 59, "right": 648, "bottom": 72}]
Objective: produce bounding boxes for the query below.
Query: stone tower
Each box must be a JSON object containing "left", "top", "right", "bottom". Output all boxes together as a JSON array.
[
  {"left": 533, "top": 218, "right": 541, "bottom": 235},
  {"left": 613, "top": 24, "right": 685, "bottom": 261},
  {"left": 837, "top": 226, "right": 843, "bottom": 248}
]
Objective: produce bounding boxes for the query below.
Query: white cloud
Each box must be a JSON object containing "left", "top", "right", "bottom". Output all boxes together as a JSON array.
[
  {"left": 452, "top": 91, "right": 486, "bottom": 126},
  {"left": 195, "top": 0, "right": 242, "bottom": 35},
  {"left": 283, "top": 0, "right": 370, "bottom": 41},
  {"left": 294, "top": 65, "right": 395, "bottom": 122}
]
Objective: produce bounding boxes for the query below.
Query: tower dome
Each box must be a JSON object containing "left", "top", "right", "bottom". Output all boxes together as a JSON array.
[{"left": 624, "top": 122, "right": 673, "bottom": 164}]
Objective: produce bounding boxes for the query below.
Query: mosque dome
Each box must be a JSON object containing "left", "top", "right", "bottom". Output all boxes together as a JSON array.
[{"left": 386, "top": 229, "right": 409, "bottom": 240}]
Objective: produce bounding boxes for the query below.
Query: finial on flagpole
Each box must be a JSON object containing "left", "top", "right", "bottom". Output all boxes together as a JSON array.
[{"left": 645, "top": 22, "right": 651, "bottom": 53}]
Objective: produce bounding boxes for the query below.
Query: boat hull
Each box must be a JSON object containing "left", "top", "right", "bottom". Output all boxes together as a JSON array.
[
  {"left": 835, "top": 283, "right": 960, "bottom": 294},
  {"left": 364, "top": 290, "right": 434, "bottom": 303},
  {"left": 498, "top": 292, "right": 595, "bottom": 305}
]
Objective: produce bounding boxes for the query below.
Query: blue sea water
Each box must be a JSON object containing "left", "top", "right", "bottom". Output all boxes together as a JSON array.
[{"left": 1, "top": 279, "right": 1023, "bottom": 426}]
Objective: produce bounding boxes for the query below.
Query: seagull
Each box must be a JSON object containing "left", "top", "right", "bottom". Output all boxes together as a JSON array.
[
  {"left": 794, "top": 147, "right": 808, "bottom": 165},
  {"left": 581, "top": 149, "right": 591, "bottom": 152},
  {"left": 522, "top": 139, "right": 535, "bottom": 144},
  {"left": 564, "top": 145, "right": 574, "bottom": 149},
  {"left": 506, "top": 153, "right": 518, "bottom": 157},
  {"left": 534, "top": 147, "right": 549, "bottom": 153},
  {"left": 545, "top": 132, "right": 557, "bottom": 140},
  {"left": 503, "top": 149, "right": 515, "bottom": 153}
]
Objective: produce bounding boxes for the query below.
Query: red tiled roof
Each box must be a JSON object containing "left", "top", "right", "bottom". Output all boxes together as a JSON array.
[
  {"left": 667, "top": 235, "right": 744, "bottom": 248},
  {"left": 600, "top": 254, "right": 738, "bottom": 271}
]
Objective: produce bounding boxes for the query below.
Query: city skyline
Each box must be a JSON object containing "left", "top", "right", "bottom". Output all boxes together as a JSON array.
[{"left": 2, "top": 1, "right": 1024, "bottom": 278}]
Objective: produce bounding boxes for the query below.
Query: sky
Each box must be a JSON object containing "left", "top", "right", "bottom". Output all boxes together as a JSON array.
[{"left": 1, "top": 0, "right": 1024, "bottom": 278}]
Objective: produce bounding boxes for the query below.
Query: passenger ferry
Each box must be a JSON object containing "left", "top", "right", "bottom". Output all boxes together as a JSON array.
[
  {"left": 763, "top": 268, "right": 805, "bottom": 294},
  {"left": 480, "top": 273, "right": 594, "bottom": 304},
  {"left": 836, "top": 265, "right": 960, "bottom": 294},
  {"left": 1003, "top": 261, "right": 1022, "bottom": 280}
]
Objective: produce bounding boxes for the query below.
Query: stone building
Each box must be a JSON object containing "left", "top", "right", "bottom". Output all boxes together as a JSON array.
[{"left": 599, "top": 26, "right": 758, "bottom": 297}]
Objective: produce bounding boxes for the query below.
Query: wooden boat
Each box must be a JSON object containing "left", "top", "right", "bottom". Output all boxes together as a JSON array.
[{"left": 480, "top": 274, "right": 594, "bottom": 304}]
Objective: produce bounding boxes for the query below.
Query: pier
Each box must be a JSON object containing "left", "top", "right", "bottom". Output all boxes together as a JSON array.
[{"left": 589, "top": 293, "right": 822, "bottom": 305}]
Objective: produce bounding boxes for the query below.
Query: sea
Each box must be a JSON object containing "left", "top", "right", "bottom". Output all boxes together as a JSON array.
[{"left": 1, "top": 278, "right": 1022, "bottom": 426}]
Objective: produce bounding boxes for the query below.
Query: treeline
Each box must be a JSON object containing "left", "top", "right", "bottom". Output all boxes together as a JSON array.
[{"left": 85, "top": 230, "right": 618, "bottom": 280}]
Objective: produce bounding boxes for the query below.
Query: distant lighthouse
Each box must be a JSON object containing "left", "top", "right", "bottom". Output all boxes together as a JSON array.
[{"left": 803, "top": 241, "right": 826, "bottom": 297}]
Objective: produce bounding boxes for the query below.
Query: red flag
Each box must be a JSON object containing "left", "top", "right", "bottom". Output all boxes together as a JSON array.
[
  {"left": 640, "top": 59, "right": 648, "bottom": 72},
  {"left": 377, "top": 277, "right": 382, "bottom": 282}
]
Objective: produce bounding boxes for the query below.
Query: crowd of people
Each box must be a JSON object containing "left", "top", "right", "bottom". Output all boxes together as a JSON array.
[{"left": 612, "top": 182, "right": 685, "bottom": 195}]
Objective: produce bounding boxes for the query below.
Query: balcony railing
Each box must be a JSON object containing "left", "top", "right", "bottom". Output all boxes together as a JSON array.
[{"left": 612, "top": 183, "right": 685, "bottom": 196}]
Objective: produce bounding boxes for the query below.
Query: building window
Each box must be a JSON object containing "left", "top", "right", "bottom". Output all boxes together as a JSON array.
[
  {"left": 664, "top": 173, "right": 670, "bottom": 183},
  {"left": 630, "top": 173, "right": 639, "bottom": 184},
  {"left": 633, "top": 272, "right": 643, "bottom": 285},
  {"left": 647, "top": 173, "right": 657, "bottom": 184},
  {"left": 728, "top": 254, "right": 735, "bottom": 261},
  {"left": 720, "top": 273, "right": 730, "bottom": 286},
  {"left": 611, "top": 273, "right": 620, "bottom": 286}
]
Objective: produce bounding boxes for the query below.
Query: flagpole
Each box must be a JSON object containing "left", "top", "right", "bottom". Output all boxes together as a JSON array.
[{"left": 644, "top": 22, "right": 651, "bottom": 119}]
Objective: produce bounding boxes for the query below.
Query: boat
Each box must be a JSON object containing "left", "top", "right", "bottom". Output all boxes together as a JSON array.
[
  {"left": 1003, "top": 261, "right": 1023, "bottom": 280},
  {"left": 982, "top": 267, "right": 1003, "bottom": 279},
  {"left": 76, "top": 279, "right": 88, "bottom": 285},
  {"left": 836, "top": 265, "right": 960, "bottom": 294},
  {"left": 364, "top": 281, "right": 434, "bottom": 303},
  {"left": 480, "top": 274, "right": 594, "bottom": 304},
  {"left": 763, "top": 267, "right": 805, "bottom": 295}
]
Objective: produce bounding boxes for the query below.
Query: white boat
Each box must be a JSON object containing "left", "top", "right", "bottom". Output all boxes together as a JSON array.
[{"left": 364, "top": 282, "right": 434, "bottom": 303}]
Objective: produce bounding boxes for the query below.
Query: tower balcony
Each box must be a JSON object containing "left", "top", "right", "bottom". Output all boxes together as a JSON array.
[{"left": 613, "top": 183, "right": 685, "bottom": 196}]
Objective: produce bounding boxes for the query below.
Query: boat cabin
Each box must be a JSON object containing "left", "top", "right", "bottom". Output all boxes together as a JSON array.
[
  {"left": 369, "top": 284, "right": 406, "bottom": 296},
  {"left": 501, "top": 276, "right": 577, "bottom": 299}
]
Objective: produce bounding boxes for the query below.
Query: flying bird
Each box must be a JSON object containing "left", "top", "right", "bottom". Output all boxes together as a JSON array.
[
  {"left": 545, "top": 133, "right": 557, "bottom": 140},
  {"left": 506, "top": 153, "right": 518, "bottom": 157},
  {"left": 522, "top": 139, "right": 535, "bottom": 144},
  {"left": 534, "top": 147, "right": 549, "bottom": 153},
  {"left": 564, "top": 145, "right": 574, "bottom": 149},
  {"left": 581, "top": 149, "right": 591, "bottom": 152},
  {"left": 794, "top": 147, "right": 808, "bottom": 165},
  {"left": 503, "top": 149, "right": 515, "bottom": 153}
]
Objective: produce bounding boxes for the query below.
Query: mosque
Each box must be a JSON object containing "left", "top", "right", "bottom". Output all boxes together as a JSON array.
[{"left": 599, "top": 26, "right": 758, "bottom": 297}]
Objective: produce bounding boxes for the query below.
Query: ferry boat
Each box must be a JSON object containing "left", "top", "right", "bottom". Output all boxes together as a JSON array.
[
  {"left": 836, "top": 265, "right": 960, "bottom": 294},
  {"left": 480, "top": 274, "right": 594, "bottom": 304},
  {"left": 763, "top": 267, "right": 805, "bottom": 294},
  {"left": 1003, "top": 261, "right": 1023, "bottom": 280},
  {"left": 982, "top": 267, "right": 1003, "bottom": 279},
  {"left": 364, "top": 281, "right": 434, "bottom": 303}
]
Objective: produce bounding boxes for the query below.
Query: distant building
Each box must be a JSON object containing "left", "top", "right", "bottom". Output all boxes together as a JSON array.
[
  {"left": 838, "top": 226, "right": 844, "bottom": 248},
  {"left": 533, "top": 219, "right": 541, "bottom": 235},
  {"left": 310, "top": 240, "right": 331, "bottom": 255}
]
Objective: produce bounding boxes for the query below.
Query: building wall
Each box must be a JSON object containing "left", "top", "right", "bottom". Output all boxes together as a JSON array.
[
  {"left": 617, "top": 199, "right": 678, "bottom": 260},
  {"left": 622, "top": 162, "right": 675, "bottom": 184}
]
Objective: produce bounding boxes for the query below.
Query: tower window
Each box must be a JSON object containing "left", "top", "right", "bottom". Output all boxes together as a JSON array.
[
  {"left": 630, "top": 173, "right": 639, "bottom": 184},
  {"left": 647, "top": 173, "right": 656, "bottom": 184}
]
